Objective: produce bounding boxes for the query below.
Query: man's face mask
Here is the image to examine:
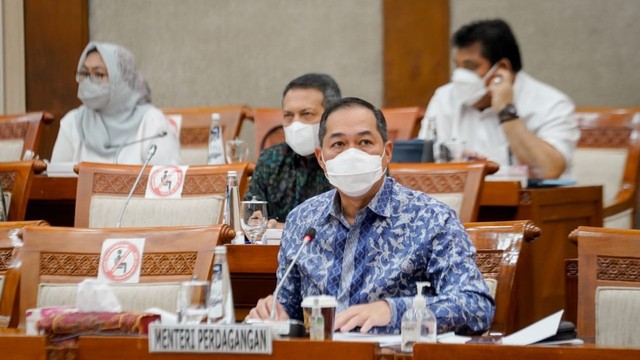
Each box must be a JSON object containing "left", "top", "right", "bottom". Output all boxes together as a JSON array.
[
  {"left": 322, "top": 147, "right": 386, "bottom": 197},
  {"left": 284, "top": 121, "right": 320, "bottom": 156},
  {"left": 452, "top": 63, "right": 499, "bottom": 106},
  {"left": 78, "top": 78, "right": 111, "bottom": 110}
]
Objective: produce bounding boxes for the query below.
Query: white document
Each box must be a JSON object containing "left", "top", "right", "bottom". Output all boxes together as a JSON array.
[
  {"left": 501, "top": 309, "right": 564, "bottom": 346},
  {"left": 46, "top": 161, "right": 77, "bottom": 177},
  {"left": 333, "top": 332, "right": 401, "bottom": 347}
]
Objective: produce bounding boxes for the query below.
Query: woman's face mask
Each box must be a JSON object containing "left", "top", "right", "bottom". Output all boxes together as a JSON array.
[
  {"left": 322, "top": 147, "right": 386, "bottom": 197},
  {"left": 284, "top": 121, "right": 320, "bottom": 156},
  {"left": 451, "top": 63, "right": 499, "bottom": 106},
  {"left": 78, "top": 79, "right": 110, "bottom": 110}
]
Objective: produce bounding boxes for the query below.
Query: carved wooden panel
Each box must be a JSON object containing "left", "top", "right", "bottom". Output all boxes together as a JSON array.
[
  {"left": 0, "top": 171, "right": 17, "bottom": 190},
  {"left": 0, "top": 248, "right": 13, "bottom": 272},
  {"left": 40, "top": 252, "right": 197, "bottom": 276},
  {"left": 180, "top": 127, "right": 209, "bottom": 145},
  {"left": 93, "top": 172, "right": 227, "bottom": 195},
  {"left": 0, "top": 122, "right": 29, "bottom": 140},
  {"left": 597, "top": 256, "right": 640, "bottom": 282},
  {"left": 578, "top": 127, "right": 631, "bottom": 148},
  {"left": 476, "top": 251, "right": 503, "bottom": 277},
  {"left": 394, "top": 172, "right": 467, "bottom": 193}
]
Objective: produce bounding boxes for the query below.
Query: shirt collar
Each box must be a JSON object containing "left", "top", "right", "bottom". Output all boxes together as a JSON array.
[{"left": 328, "top": 176, "right": 394, "bottom": 221}]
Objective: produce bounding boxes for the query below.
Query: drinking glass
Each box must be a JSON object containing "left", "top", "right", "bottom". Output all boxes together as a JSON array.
[
  {"left": 225, "top": 138, "right": 249, "bottom": 164},
  {"left": 240, "top": 200, "right": 268, "bottom": 244},
  {"left": 177, "top": 278, "right": 210, "bottom": 324}
]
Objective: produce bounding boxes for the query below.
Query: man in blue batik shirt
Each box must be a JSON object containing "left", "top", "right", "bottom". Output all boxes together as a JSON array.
[{"left": 248, "top": 97, "right": 494, "bottom": 334}]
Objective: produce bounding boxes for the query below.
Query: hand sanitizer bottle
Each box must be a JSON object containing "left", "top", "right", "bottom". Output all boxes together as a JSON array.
[
  {"left": 401, "top": 281, "right": 437, "bottom": 352},
  {"left": 309, "top": 298, "right": 325, "bottom": 341}
]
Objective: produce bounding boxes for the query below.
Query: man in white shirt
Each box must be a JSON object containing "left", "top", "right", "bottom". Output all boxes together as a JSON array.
[{"left": 418, "top": 19, "right": 579, "bottom": 179}]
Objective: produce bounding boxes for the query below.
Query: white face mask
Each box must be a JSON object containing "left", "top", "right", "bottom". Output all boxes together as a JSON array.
[
  {"left": 77, "top": 79, "right": 110, "bottom": 110},
  {"left": 284, "top": 121, "right": 320, "bottom": 156},
  {"left": 451, "top": 63, "right": 499, "bottom": 106},
  {"left": 323, "top": 147, "right": 386, "bottom": 197}
]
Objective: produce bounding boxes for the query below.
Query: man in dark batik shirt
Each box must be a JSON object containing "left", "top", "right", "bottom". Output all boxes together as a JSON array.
[{"left": 245, "top": 73, "right": 341, "bottom": 226}]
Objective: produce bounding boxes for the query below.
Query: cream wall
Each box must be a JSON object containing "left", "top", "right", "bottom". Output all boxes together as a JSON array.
[
  {"left": 89, "top": 0, "right": 383, "bottom": 109},
  {"left": 452, "top": 0, "right": 640, "bottom": 107},
  {"left": 90, "top": 0, "right": 639, "bottom": 109}
]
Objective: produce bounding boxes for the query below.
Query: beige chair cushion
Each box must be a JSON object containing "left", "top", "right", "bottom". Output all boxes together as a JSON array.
[
  {"left": 483, "top": 278, "right": 497, "bottom": 299},
  {"left": 38, "top": 282, "right": 181, "bottom": 313},
  {"left": 180, "top": 147, "right": 208, "bottom": 165},
  {"left": 595, "top": 286, "right": 640, "bottom": 347},
  {"left": 88, "top": 195, "right": 224, "bottom": 228},
  {"left": 0, "top": 139, "right": 24, "bottom": 161},
  {"left": 429, "top": 193, "right": 464, "bottom": 216},
  {"left": 574, "top": 148, "right": 626, "bottom": 207}
]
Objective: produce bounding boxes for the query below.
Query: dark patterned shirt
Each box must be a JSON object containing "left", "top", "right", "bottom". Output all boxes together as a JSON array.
[
  {"left": 245, "top": 143, "right": 332, "bottom": 222},
  {"left": 277, "top": 176, "right": 495, "bottom": 334}
]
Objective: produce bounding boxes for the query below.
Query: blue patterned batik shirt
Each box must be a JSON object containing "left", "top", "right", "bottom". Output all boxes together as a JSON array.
[{"left": 277, "top": 176, "right": 494, "bottom": 334}]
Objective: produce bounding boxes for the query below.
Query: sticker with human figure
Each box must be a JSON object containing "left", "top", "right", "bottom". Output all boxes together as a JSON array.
[
  {"left": 145, "top": 165, "right": 189, "bottom": 199},
  {"left": 98, "top": 238, "right": 146, "bottom": 283}
]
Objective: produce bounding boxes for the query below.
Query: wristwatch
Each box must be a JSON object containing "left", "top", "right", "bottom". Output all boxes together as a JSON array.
[{"left": 498, "top": 104, "right": 519, "bottom": 123}]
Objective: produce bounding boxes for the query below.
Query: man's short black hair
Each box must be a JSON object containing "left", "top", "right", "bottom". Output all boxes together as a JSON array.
[
  {"left": 453, "top": 19, "right": 522, "bottom": 72},
  {"left": 318, "top": 97, "right": 387, "bottom": 145},
  {"left": 282, "top": 73, "right": 342, "bottom": 109}
]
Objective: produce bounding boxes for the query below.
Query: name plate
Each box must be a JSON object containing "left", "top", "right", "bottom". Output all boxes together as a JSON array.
[{"left": 148, "top": 323, "right": 272, "bottom": 354}]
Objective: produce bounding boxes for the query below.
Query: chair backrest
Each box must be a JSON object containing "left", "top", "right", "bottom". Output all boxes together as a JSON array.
[
  {"left": 161, "top": 105, "right": 252, "bottom": 165},
  {"left": 0, "top": 161, "right": 38, "bottom": 221},
  {"left": 74, "top": 161, "right": 252, "bottom": 228},
  {"left": 13, "top": 224, "right": 235, "bottom": 327},
  {"left": 464, "top": 220, "right": 540, "bottom": 335},
  {"left": 388, "top": 161, "right": 499, "bottom": 222},
  {"left": 381, "top": 106, "right": 424, "bottom": 140},
  {"left": 0, "top": 220, "right": 49, "bottom": 328},
  {"left": 573, "top": 108, "right": 640, "bottom": 228},
  {"left": 0, "top": 111, "right": 53, "bottom": 161},
  {"left": 571, "top": 226, "right": 640, "bottom": 346},
  {"left": 251, "top": 107, "right": 284, "bottom": 157}
]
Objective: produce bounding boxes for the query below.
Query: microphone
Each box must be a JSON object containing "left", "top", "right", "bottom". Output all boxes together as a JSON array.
[
  {"left": 108, "top": 131, "right": 167, "bottom": 164},
  {"left": 245, "top": 227, "right": 315, "bottom": 338},
  {"left": 115, "top": 144, "right": 157, "bottom": 228},
  {"left": 270, "top": 227, "right": 316, "bottom": 319}
]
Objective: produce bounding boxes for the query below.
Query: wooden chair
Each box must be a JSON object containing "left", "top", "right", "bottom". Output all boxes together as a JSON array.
[
  {"left": 567, "top": 226, "right": 640, "bottom": 346},
  {"left": 10, "top": 224, "right": 235, "bottom": 328},
  {"left": 573, "top": 108, "right": 640, "bottom": 228},
  {"left": 250, "top": 107, "right": 284, "bottom": 158},
  {"left": 389, "top": 161, "right": 499, "bottom": 222},
  {"left": 381, "top": 106, "right": 425, "bottom": 140},
  {"left": 0, "top": 161, "right": 42, "bottom": 221},
  {"left": 464, "top": 220, "right": 540, "bottom": 335},
  {"left": 161, "top": 105, "right": 252, "bottom": 165},
  {"left": 0, "top": 220, "right": 49, "bottom": 328},
  {"left": 0, "top": 111, "right": 54, "bottom": 162},
  {"left": 74, "top": 161, "right": 252, "bottom": 228}
]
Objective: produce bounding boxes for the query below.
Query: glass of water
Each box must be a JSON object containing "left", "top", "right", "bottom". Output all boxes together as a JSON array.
[
  {"left": 177, "top": 278, "right": 210, "bottom": 324},
  {"left": 225, "top": 138, "right": 248, "bottom": 164},
  {"left": 240, "top": 200, "right": 268, "bottom": 244}
]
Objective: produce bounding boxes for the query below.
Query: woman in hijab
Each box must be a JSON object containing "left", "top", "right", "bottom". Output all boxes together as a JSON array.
[{"left": 51, "top": 42, "right": 180, "bottom": 165}]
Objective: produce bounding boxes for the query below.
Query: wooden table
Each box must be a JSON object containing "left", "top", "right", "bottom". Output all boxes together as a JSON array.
[
  {"left": 479, "top": 181, "right": 603, "bottom": 331},
  {"left": 25, "top": 175, "right": 77, "bottom": 226},
  {"left": 413, "top": 343, "right": 640, "bottom": 360}
]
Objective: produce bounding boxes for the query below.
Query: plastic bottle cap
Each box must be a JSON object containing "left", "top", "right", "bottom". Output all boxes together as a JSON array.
[
  {"left": 211, "top": 113, "right": 221, "bottom": 120},
  {"left": 227, "top": 170, "right": 237, "bottom": 177},
  {"left": 214, "top": 245, "right": 227, "bottom": 254}
]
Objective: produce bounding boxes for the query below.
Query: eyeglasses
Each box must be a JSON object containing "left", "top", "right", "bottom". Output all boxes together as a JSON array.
[{"left": 75, "top": 71, "right": 108, "bottom": 83}]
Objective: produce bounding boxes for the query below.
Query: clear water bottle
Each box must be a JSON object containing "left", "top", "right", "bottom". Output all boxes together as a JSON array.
[
  {"left": 223, "top": 171, "right": 244, "bottom": 244},
  {"left": 207, "top": 245, "right": 235, "bottom": 324},
  {"left": 401, "top": 281, "right": 437, "bottom": 352},
  {"left": 207, "top": 113, "right": 225, "bottom": 165}
]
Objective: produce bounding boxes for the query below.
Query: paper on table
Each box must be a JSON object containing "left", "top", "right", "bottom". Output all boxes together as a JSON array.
[
  {"left": 501, "top": 310, "right": 564, "bottom": 345},
  {"left": 333, "top": 332, "right": 401, "bottom": 347}
]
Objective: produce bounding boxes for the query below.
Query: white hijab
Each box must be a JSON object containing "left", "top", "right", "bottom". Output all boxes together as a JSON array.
[{"left": 75, "top": 42, "right": 153, "bottom": 155}]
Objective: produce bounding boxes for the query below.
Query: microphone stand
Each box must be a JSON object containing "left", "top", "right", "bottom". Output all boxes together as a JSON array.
[
  {"left": 115, "top": 144, "right": 157, "bottom": 228},
  {"left": 111, "top": 131, "right": 167, "bottom": 164},
  {"left": 270, "top": 236, "right": 313, "bottom": 320}
]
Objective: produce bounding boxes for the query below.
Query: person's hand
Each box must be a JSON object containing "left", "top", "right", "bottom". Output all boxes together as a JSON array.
[
  {"left": 246, "top": 295, "right": 289, "bottom": 321},
  {"left": 462, "top": 150, "right": 487, "bottom": 161},
  {"left": 334, "top": 301, "right": 391, "bottom": 333},
  {"left": 488, "top": 68, "right": 514, "bottom": 113},
  {"left": 267, "top": 219, "right": 285, "bottom": 229}
]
